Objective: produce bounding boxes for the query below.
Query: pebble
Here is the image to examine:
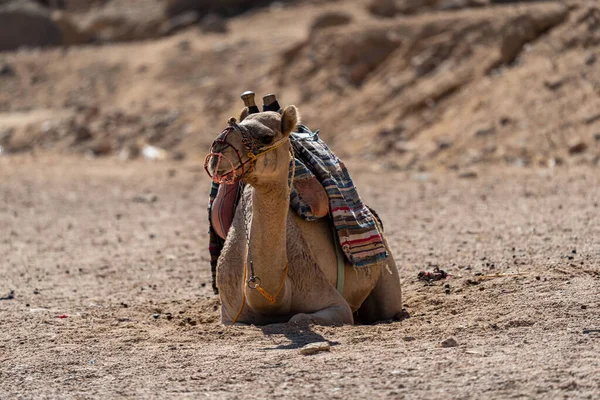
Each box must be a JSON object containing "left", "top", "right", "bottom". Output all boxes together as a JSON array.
[
  {"left": 568, "top": 142, "right": 587, "bottom": 155},
  {"left": 458, "top": 171, "right": 478, "bottom": 179},
  {"left": 299, "top": 341, "right": 330, "bottom": 355},
  {"left": 544, "top": 78, "right": 566, "bottom": 91},
  {"left": 441, "top": 338, "right": 459, "bottom": 348},
  {"left": 0, "top": 64, "right": 16, "bottom": 76}
]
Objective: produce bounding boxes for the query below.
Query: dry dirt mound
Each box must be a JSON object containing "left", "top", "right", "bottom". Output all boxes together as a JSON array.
[{"left": 0, "top": 0, "right": 599, "bottom": 171}]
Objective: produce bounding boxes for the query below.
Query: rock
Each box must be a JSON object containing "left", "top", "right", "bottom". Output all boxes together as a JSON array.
[
  {"left": 498, "top": 7, "right": 568, "bottom": 66},
  {"left": 499, "top": 16, "right": 537, "bottom": 65},
  {"left": 437, "top": 138, "right": 453, "bottom": 150},
  {"left": 568, "top": 142, "right": 587, "bottom": 155},
  {"left": 459, "top": 170, "right": 478, "bottom": 179},
  {"left": 199, "top": 13, "right": 227, "bottom": 34},
  {"left": 402, "top": 336, "right": 416, "bottom": 342},
  {"left": 441, "top": 337, "right": 459, "bottom": 348},
  {"left": 51, "top": 10, "right": 90, "bottom": 45},
  {"left": 299, "top": 341, "right": 331, "bottom": 355},
  {"left": 160, "top": 11, "right": 200, "bottom": 35},
  {"left": 78, "top": 6, "right": 162, "bottom": 43},
  {"left": 544, "top": 78, "right": 566, "bottom": 91},
  {"left": 141, "top": 144, "right": 167, "bottom": 161},
  {"left": 594, "top": 133, "right": 600, "bottom": 142},
  {"left": 0, "top": 63, "right": 16, "bottom": 77},
  {"left": 165, "top": 0, "right": 272, "bottom": 19},
  {"left": 87, "top": 138, "right": 112, "bottom": 156},
  {"left": 585, "top": 53, "right": 597, "bottom": 66},
  {"left": 310, "top": 11, "right": 352, "bottom": 34},
  {"left": 367, "top": 0, "right": 399, "bottom": 18},
  {"left": 0, "top": 1, "right": 64, "bottom": 51},
  {"left": 474, "top": 126, "right": 496, "bottom": 137},
  {"left": 367, "top": 0, "right": 437, "bottom": 17},
  {"left": 584, "top": 114, "right": 600, "bottom": 125},
  {"left": 73, "top": 124, "right": 92, "bottom": 143}
]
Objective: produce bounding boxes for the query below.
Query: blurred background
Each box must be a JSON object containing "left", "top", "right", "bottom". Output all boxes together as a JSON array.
[{"left": 1, "top": 0, "right": 598, "bottom": 171}]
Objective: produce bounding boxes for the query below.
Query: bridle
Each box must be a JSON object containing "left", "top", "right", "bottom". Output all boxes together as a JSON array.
[{"left": 204, "top": 118, "right": 290, "bottom": 185}]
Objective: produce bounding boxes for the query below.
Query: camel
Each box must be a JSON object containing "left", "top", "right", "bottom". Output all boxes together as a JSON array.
[{"left": 206, "top": 105, "right": 403, "bottom": 326}]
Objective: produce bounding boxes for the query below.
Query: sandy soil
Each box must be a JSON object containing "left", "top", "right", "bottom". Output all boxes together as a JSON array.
[{"left": 1, "top": 155, "right": 598, "bottom": 399}]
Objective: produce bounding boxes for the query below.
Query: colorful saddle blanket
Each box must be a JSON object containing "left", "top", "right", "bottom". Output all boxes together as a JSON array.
[{"left": 208, "top": 125, "right": 388, "bottom": 294}]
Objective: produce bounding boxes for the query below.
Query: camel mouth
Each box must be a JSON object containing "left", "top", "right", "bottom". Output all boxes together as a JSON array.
[
  {"left": 205, "top": 129, "right": 253, "bottom": 185},
  {"left": 204, "top": 151, "right": 244, "bottom": 185}
]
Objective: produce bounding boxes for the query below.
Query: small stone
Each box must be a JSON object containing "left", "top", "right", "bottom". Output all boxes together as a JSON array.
[
  {"left": 474, "top": 126, "right": 496, "bottom": 137},
  {"left": 581, "top": 305, "right": 587, "bottom": 310},
  {"left": 299, "top": 341, "right": 330, "bottom": 355},
  {"left": 459, "top": 171, "right": 478, "bottom": 179},
  {"left": 0, "top": 63, "right": 16, "bottom": 77},
  {"left": 87, "top": 138, "right": 113, "bottom": 156},
  {"left": 585, "top": 53, "right": 597, "bottom": 66},
  {"left": 391, "top": 369, "right": 408, "bottom": 375},
  {"left": 199, "top": 13, "right": 227, "bottom": 34},
  {"left": 544, "top": 78, "right": 565, "bottom": 91},
  {"left": 584, "top": 114, "right": 600, "bottom": 125},
  {"left": 160, "top": 11, "right": 200, "bottom": 36},
  {"left": 568, "top": 142, "right": 587, "bottom": 155},
  {"left": 441, "top": 338, "right": 459, "bottom": 348},
  {"left": 310, "top": 11, "right": 352, "bottom": 33},
  {"left": 178, "top": 40, "right": 191, "bottom": 51},
  {"left": 152, "top": 313, "right": 160, "bottom": 319},
  {"left": 402, "top": 336, "right": 416, "bottom": 342}
]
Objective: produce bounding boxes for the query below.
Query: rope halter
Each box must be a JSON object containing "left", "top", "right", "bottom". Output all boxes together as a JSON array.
[{"left": 204, "top": 118, "right": 290, "bottom": 185}]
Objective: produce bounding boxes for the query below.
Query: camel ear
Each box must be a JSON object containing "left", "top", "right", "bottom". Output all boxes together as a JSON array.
[
  {"left": 239, "top": 107, "right": 250, "bottom": 122},
  {"left": 281, "top": 105, "right": 299, "bottom": 136}
]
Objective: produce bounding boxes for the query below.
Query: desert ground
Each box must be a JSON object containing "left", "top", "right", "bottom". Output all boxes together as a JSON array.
[
  {"left": 1, "top": 156, "right": 599, "bottom": 399},
  {"left": 1, "top": 0, "right": 599, "bottom": 398}
]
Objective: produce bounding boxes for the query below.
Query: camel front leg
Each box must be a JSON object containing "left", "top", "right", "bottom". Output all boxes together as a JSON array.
[{"left": 288, "top": 303, "right": 353, "bottom": 326}]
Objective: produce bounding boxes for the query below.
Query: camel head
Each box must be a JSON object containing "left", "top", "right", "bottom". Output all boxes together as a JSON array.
[{"left": 205, "top": 105, "right": 299, "bottom": 187}]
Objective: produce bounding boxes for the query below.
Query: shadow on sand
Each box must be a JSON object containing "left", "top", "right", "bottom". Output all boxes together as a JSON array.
[{"left": 258, "top": 321, "right": 339, "bottom": 350}]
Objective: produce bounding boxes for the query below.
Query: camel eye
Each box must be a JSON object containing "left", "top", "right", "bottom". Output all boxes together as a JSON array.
[{"left": 258, "top": 134, "right": 274, "bottom": 145}]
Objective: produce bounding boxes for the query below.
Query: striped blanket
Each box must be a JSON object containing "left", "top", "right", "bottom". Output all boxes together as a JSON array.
[{"left": 208, "top": 125, "right": 388, "bottom": 294}]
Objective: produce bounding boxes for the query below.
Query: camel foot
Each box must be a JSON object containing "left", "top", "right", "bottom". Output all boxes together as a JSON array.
[{"left": 288, "top": 305, "right": 353, "bottom": 326}]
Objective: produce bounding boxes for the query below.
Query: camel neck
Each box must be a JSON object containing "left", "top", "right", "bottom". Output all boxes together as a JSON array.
[{"left": 245, "top": 181, "right": 290, "bottom": 308}]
